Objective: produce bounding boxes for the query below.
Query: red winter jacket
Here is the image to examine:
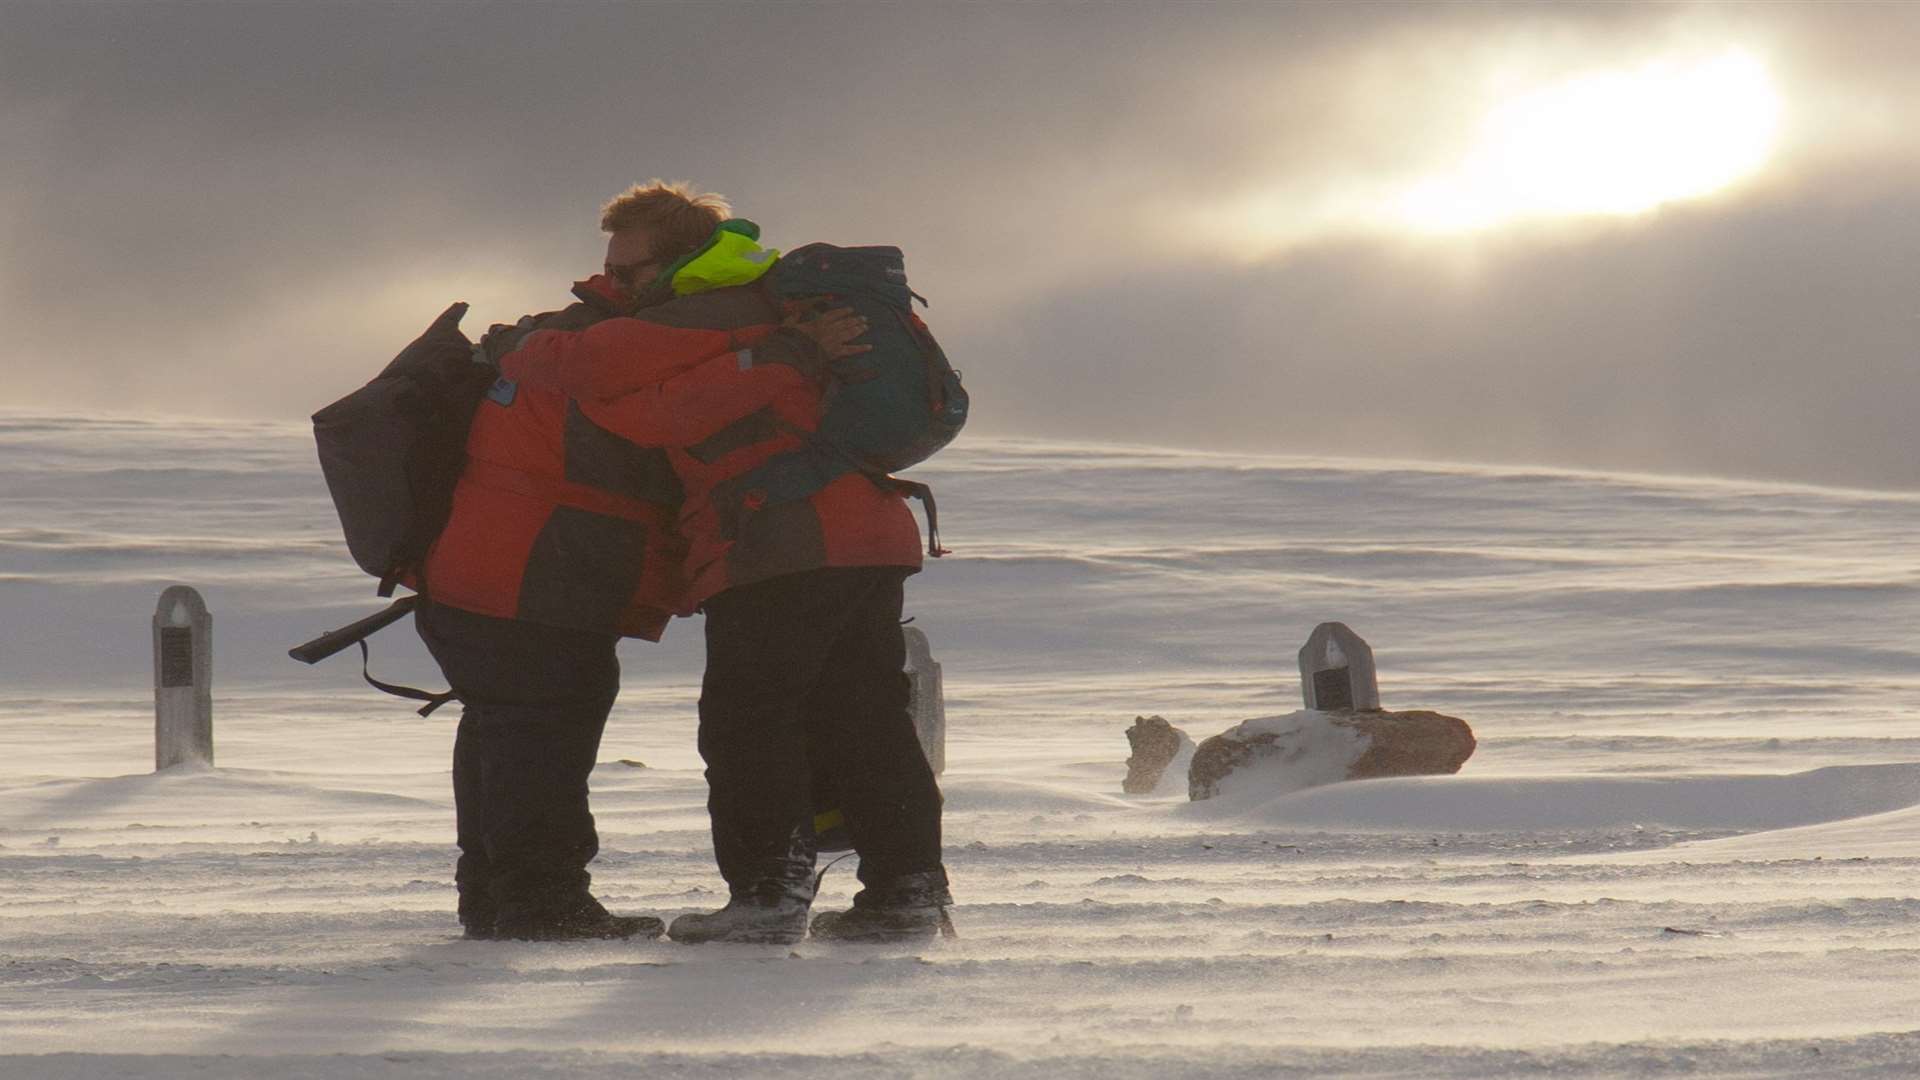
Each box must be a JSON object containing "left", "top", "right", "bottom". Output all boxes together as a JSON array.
[
  {"left": 420, "top": 279, "right": 776, "bottom": 638},
  {"left": 499, "top": 283, "right": 923, "bottom": 610}
]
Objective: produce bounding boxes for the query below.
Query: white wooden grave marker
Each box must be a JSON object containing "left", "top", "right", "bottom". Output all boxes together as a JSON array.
[
  {"left": 1298, "top": 621, "right": 1379, "bottom": 712},
  {"left": 153, "top": 585, "right": 213, "bottom": 769},
  {"left": 903, "top": 625, "right": 946, "bottom": 775}
]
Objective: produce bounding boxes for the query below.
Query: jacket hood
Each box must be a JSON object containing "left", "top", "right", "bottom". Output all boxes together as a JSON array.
[
  {"left": 571, "top": 273, "right": 627, "bottom": 313},
  {"left": 663, "top": 219, "right": 780, "bottom": 296}
]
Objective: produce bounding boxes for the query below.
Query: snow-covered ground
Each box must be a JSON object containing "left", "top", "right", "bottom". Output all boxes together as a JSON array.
[{"left": 4, "top": 411, "right": 1919, "bottom": 1077}]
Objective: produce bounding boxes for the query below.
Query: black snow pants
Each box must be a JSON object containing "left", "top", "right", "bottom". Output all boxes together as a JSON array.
[
  {"left": 415, "top": 599, "right": 619, "bottom": 930},
  {"left": 698, "top": 566, "right": 946, "bottom": 895}
]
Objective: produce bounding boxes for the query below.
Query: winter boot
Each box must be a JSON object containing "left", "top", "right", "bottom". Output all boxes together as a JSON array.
[
  {"left": 457, "top": 874, "right": 500, "bottom": 939},
  {"left": 666, "top": 888, "right": 814, "bottom": 945},
  {"left": 492, "top": 892, "right": 664, "bottom": 942},
  {"left": 458, "top": 900, "right": 500, "bottom": 940},
  {"left": 810, "top": 869, "right": 955, "bottom": 944},
  {"left": 674, "top": 818, "right": 818, "bottom": 944}
]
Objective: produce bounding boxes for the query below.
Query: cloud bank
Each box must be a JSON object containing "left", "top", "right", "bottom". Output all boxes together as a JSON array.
[{"left": 3, "top": 1, "right": 1915, "bottom": 487}]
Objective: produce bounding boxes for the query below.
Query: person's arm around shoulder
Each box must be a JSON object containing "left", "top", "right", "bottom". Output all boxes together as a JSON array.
[
  {"left": 573, "top": 305, "right": 874, "bottom": 447},
  {"left": 499, "top": 317, "right": 751, "bottom": 401}
]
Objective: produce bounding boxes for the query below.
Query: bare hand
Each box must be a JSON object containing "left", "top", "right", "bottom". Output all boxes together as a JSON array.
[{"left": 782, "top": 303, "right": 873, "bottom": 361}]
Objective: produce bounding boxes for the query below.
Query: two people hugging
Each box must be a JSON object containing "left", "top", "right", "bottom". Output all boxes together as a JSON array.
[{"left": 410, "top": 181, "right": 952, "bottom": 945}]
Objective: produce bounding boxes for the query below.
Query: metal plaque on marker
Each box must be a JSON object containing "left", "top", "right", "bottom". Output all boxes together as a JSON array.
[
  {"left": 159, "top": 627, "right": 195, "bottom": 688},
  {"left": 1312, "top": 666, "right": 1353, "bottom": 711}
]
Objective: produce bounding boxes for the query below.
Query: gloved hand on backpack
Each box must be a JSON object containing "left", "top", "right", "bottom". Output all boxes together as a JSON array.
[{"left": 472, "top": 314, "right": 544, "bottom": 369}]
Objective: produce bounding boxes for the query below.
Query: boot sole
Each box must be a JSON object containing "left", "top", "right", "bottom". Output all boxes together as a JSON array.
[
  {"left": 811, "top": 908, "right": 956, "bottom": 944},
  {"left": 810, "top": 924, "right": 943, "bottom": 944},
  {"left": 667, "top": 927, "right": 807, "bottom": 946},
  {"left": 491, "top": 918, "right": 666, "bottom": 942}
]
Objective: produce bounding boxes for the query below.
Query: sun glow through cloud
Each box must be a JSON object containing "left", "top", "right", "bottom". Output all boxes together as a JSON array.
[{"left": 1394, "top": 49, "right": 1783, "bottom": 232}]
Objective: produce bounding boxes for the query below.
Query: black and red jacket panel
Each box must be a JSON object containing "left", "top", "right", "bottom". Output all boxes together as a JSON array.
[{"left": 422, "top": 277, "right": 922, "bottom": 637}]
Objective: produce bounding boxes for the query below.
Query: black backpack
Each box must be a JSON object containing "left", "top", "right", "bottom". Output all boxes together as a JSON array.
[
  {"left": 296, "top": 302, "right": 497, "bottom": 713},
  {"left": 310, "top": 302, "right": 497, "bottom": 597}
]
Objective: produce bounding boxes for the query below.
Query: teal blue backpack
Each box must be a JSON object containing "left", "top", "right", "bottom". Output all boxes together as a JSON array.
[
  {"left": 778, "top": 244, "right": 968, "bottom": 472},
  {"left": 718, "top": 243, "right": 969, "bottom": 553}
]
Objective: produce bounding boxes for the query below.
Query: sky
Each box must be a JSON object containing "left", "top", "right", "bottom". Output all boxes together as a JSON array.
[{"left": 3, "top": 1, "right": 1916, "bottom": 488}]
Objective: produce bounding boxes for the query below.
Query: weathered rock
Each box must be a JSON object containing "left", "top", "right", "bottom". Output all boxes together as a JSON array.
[
  {"left": 1188, "top": 709, "right": 1475, "bottom": 801},
  {"left": 1341, "top": 711, "right": 1476, "bottom": 781},
  {"left": 1123, "top": 715, "right": 1195, "bottom": 794}
]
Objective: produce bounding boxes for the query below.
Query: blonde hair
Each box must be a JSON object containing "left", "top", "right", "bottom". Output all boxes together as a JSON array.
[{"left": 599, "top": 180, "right": 732, "bottom": 259}]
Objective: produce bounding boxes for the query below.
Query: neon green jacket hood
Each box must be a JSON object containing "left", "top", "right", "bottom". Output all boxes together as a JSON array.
[{"left": 651, "top": 218, "right": 780, "bottom": 297}]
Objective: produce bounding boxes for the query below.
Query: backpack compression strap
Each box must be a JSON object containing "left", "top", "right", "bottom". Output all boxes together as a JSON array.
[
  {"left": 878, "top": 476, "right": 950, "bottom": 558},
  {"left": 286, "top": 596, "right": 458, "bottom": 717},
  {"left": 356, "top": 638, "right": 458, "bottom": 717},
  {"left": 728, "top": 417, "right": 953, "bottom": 559}
]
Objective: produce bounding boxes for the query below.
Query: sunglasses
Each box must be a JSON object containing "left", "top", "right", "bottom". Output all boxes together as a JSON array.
[{"left": 605, "top": 258, "right": 668, "bottom": 291}]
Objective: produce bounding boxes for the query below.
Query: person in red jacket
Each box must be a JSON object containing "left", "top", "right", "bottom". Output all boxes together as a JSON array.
[
  {"left": 416, "top": 181, "right": 859, "bottom": 941},
  {"left": 498, "top": 212, "right": 955, "bottom": 945}
]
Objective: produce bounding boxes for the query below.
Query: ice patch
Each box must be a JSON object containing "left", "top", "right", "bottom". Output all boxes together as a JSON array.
[
  {"left": 0, "top": 767, "right": 444, "bottom": 838},
  {"left": 1193, "top": 762, "right": 1920, "bottom": 833},
  {"left": 940, "top": 778, "right": 1136, "bottom": 814},
  {"left": 1609, "top": 799, "right": 1920, "bottom": 863},
  {"left": 8, "top": 414, "right": 1920, "bottom": 1068}
]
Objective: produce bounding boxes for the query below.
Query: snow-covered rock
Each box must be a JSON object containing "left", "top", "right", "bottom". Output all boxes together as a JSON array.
[
  {"left": 1121, "top": 715, "right": 1194, "bottom": 794},
  {"left": 1187, "top": 709, "right": 1475, "bottom": 801}
]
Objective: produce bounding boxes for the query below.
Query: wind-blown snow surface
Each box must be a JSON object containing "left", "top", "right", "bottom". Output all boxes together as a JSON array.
[{"left": 4, "top": 410, "right": 1919, "bottom": 1077}]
